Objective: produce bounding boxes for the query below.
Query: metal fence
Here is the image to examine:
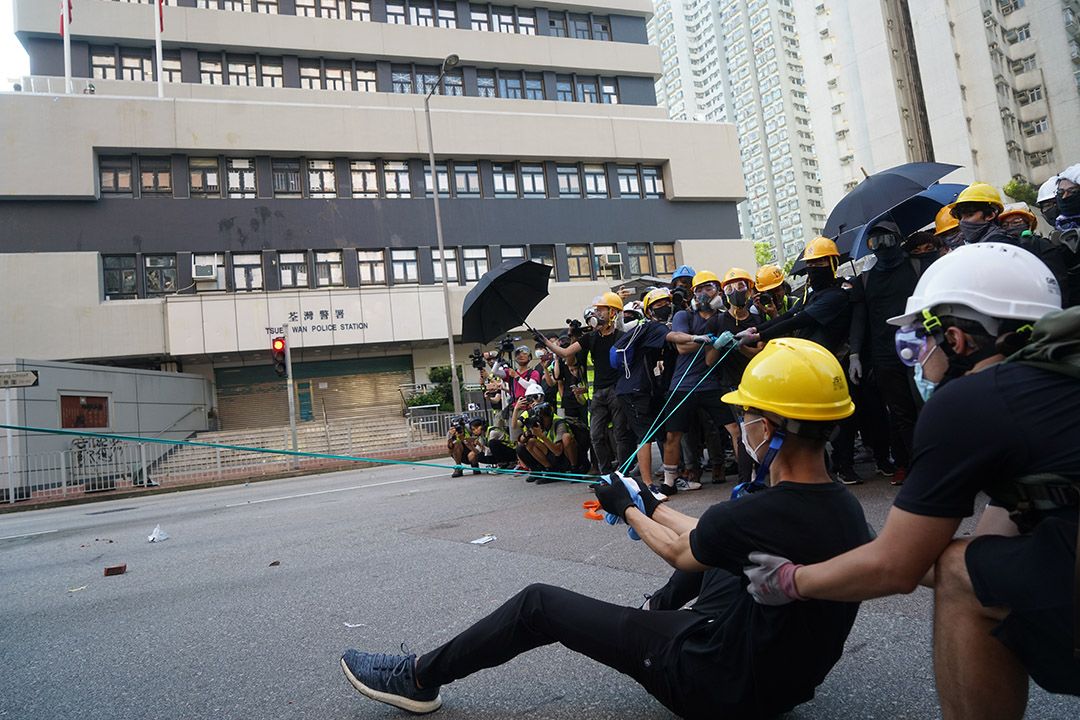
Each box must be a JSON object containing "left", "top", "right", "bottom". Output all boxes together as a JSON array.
[{"left": 2, "top": 437, "right": 156, "bottom": 504}]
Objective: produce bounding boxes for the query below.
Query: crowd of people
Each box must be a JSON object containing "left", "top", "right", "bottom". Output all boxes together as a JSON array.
[{"left": 344, "top": 170, "right": 1080, "bottom": 719}]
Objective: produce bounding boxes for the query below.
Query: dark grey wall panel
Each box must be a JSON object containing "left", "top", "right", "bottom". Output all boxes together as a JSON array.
[
  {"left": 0, "top": 198, "right": 740, "bottom": 254},
  {"left": 617, "top": 76, "right": 657, "bottom": 107},
  {"left": 609, "top": 15, "right": 648, "bottom": 45}
]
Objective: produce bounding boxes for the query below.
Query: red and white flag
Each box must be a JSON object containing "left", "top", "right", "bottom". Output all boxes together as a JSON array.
[
  {"left": 159, "top": 0, "right": 165, "bottom": 32},
  {"left": 59, "top": 0, "right": 72, "bottom": 36}
]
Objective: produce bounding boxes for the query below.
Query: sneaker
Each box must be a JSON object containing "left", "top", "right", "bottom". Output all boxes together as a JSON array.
[
  {"left": 639, "top": 593, "right": 654, "bottom": 610},
  {"left": 853, "top": 446, "right": 874, "bottom": 464},
  {"left": 890, "top": 467, "right": 907, "bottom": 486},
  {"left": 836, "top": 467, "right": 864, "bottom": 486},
  {"left": 471, "top": 468, "right": 482, "bottom": 476},
  {"left": 675, "top": 477, "right": 702, "bottom": 492},
  {"left": 450, "top": 468, "right": 463, "bottom": 478},
  {"left": 875, "top": 461, "right": 897, "bottom": 478},
  {"left": 524, "top": 474, "right": 537, "bottom": 483},
  {"left": 658, "top": 482, "right": 678, "bottom": 497},
  {"left": 340, "top": 648, "right": 442, "bottom": 715},
  {"left": 534, "top": 474, "right": 556, "bottom": 485},
  {"left": 646, "top": 484, "right": 671, "bottom": 503}
]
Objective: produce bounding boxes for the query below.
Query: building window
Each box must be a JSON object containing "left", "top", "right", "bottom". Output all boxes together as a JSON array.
[
  {"left": 315, "top": 251, "right": 344, "bottom": 286},
  {"left": 463, "top": 247, "right": 488, "bottom": 280},
  {"left": 530, "top": 245, "right": 555, "bottom": 277},
  {"left": 582, "top": 164, "right": 608, "bottom": 198},
  {"left": 627, "top": 243, "right": 651, "bottom": 275},
  {"left": 1004, "top": 24, "right": 1031, "bottom": 44},
  {"left": 410, "top": 0, "right": 435, "bottom": 26},
  {"left": 351, "top": 160, "right": 379, "bottom": 197},
  {"left": 524, "top": 73, "right": 544, "bottom": 100},
  {"left": 556, "top": 164, "right": 581, "bottom": 197},
  {"left": 1010, "top": 55, "right": 1037, "bottom": 74},
  {"left": 349, "top": 0, "right": 371, "bottom": 21},
  {"left": 432, "top": 248, "right": 459, "bottom": 282},
  {"left": 325, "top": 62, "right": 352, "bottom": 91},
  {"left": 144, "top": 255, "right": 178, "bottom": 295},
  {"left": 140, "top": 157, "right": 172, "bottom": 196},
  {"left": 227, "top": 158, "right": 257, "bottom": 198},
  {"left": 520, "top": 163, "right": 546, "bottom": 198},
  {"left": 570, "top": 14, "right": 590, "bottom": 39},
  {"left": 383, "top": 161, "right": 411, "bottom": 197},
  {"left": 498, "top": 72, "right": 523, "bottom": 99},
  {"left": 477, "top": 70, "right": 497, "bottom": 97},
  {"left": 103, "top": 255, "right": 137, "bottom": 299},
  {"left": 100, "top": 156, "right": 133, "bottom": 195},
  {"left": 443, "top": 70, "right": 464, "bottom": 96},
  {"left": 356, "top": 250, "right": 385, "bottom": 285},
  {"left": 232, "top": 253, "right": 263, "bottom": 291},
  {"left": 260, "top": 58, "right": 284, "bottom": 87},
  {"left": 308, "top": 160, "right": 337, "bottom": 198},
  {"left": 493, "top": 6, "right": 515, "bottom": 32},
  {"left": 453, "top": 162, "right": 481, "bottom": 197},
  {"left": 592, "top": 17, "right": 610, "bottom": 41},
  {"left": 471, "top": 5, "right": 490, "bottom": 31},
  {"left": 200, "top": 55, "right": 224, "bottom": 84},
  {"left": 255, "top": 0, "right": 279, "bottom": 13},
  {"left": 424, "top": 162, "right": 451, "bottom": 197},
  {"left": 60, "top": 395, "right": 109, "bottom": 429},
  {"left": 189, "top": 157, "right": 221, "bottom": 198},
  {"left": 556, "top": 75, "right": 573, "bottom": 102},
  {"left": 1021, "top": 117, "right": 1048, "bottom": 136},
  {"left": 221, "top": 0, "right": 248, "bottom": 10},
  {"left": 653, "top": 243, "right": 676, "bottom": 276},
  {"left": 91, "top": 47, "right": 117, "bottom": 80},
  {"left": 600, "top": 78, "right": 618, "bottom": 104},
  {"left": 417, "top": 67, "right": 441, "bottom": 95},
  {"left": 492, "top": 163, "right": 518, "bottom": 198},
  {"left": 576, "top": 77, "right": 599, "bottom": 103},
  {"left": 548, "top": 11, "right": 567, "bottom": 37},
  {"left": 642, "top": 167, "right": 664, "bottom": 198},
  {"left": 356, "top": 65, "right": 376, "bottom": 91},
  {"left": 501, "top": 246, "right": 525, "bottom": 263},
  {"left": 318, "top": 0, "right": 346, "bottom": 18},
  {"left": 386, "top": 1, "right": 406, "bottom": 24},
  {"left": 517, "top": 9, "right": 536, "bottom": 34},
  {"left": 193, "top": 253, "right": 227, "bottom": 291},
  {"left": 272, "top": 159, "right": 303, "bottom": 197},
  {"left": 617, "top": 166, "right": 641, "bottom": 198},
  {"left": 161, "top": 51, "right": 182, "bottom": 82},
  {"left": 436, "top": 2, "right": 457, "bottom": 27},
  {"left": 296, "top": 0, "right": 317, "bottom": 16},
  {"left": 224, "top": 57, "right": 256, "bottom": 86},
  {"left": 279, "top": 252, "right": 310, "bottom": 288},
  {"left": 391, "top": 249, "right": 419, "bottom": 283},
  {"left": 593, "top": 245, "right": 622, "bottom": 280},
  {"left": 299, "top": 60, "right": 322, "bottom": 89},
  {"left": 392, "top": 65, "right": 413, "bottom": 93},
  {"left": 567, "top": 245, "right": 592, "bottom": 280},
  {"left": 120, "top": 51, "right": 153, "bottom": 81}
]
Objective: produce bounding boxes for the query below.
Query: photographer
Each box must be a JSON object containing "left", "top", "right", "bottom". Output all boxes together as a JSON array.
[
  {"left": 506, "top": 345, "right": 543, "bottom": 407},
  {"left": 533, "top": 342, "right": 559, "bottom": 406},
  {"left": 515, "top": 402, "right": 589, "bottom": 484},
  {"left": 670, "top": 265, "right": 697, "bottom": 313},
  {"left": 553, "top": 333, "right": 587, "bottom": 425},
  {"left": 753, "top": 264, "right": 801, "bottom": 322},
  {"left": 466, "top": 417, "right": 517, "bottom": 469},
  {"left": 446, "top": 415, "right": 474, "bottom": 478}
]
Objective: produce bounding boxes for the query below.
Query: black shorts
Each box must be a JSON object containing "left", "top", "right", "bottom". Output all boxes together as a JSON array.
[
  {"left": 965, "top": 511, "right": 1080, "bottom": 695},
  {"left": 619, "top": 391, "right": 657, "bottom": 445},
  {"left": 665, "top": 391, "right": 735, "bottom": 434}
]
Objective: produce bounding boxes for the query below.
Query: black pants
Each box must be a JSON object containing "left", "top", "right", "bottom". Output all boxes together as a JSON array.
[
  {"left": 831, "top": 367, "right": 891, "bottom": 470},
  {"left": 874, "top": 362, "right": 918, "bottom": 468},
  {"left": 414, "top": 583, "right": 711, "bottom": 718},
  {"left": 476, "top": 443, "right": 517, "bottom": 466}
]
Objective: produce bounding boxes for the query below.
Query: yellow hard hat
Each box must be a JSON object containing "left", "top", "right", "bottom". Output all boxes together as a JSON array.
[
  {"left": 721, "top": 337, "right": 855, "bottom": 422},
  {"left": 999, "top": 202, "right": 1038, "bottom": 230},
  {"left": 722, "top": 267, "right": 755, "bottom": 288},
  {"left": 755, "top": 264, "right": 785, "bottom": 292},
  {"left": 950, "top": 182, "right": 1004, "bottom": 218},
  {"left": 643, "top": 287, "right": 672, "bottom": 313},
  {"left": 691, "top": 270, "right": 720, "bottom": 289},
  {"left": 802, "top": 236, "right": 840, "bottom": 261},
  {"left": 593, "top": 291, "right": 624, "bottom": 311},
  {"left": 934, "top": 205, "right": 959, "bottom": 236}
]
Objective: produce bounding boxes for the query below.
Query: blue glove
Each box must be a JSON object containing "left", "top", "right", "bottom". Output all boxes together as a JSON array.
[
  {"left": 712, "top": 331, "right": 737, "bottom": 351},
  {"left": 596, "top": 472, "right": 646, "bottom": 541}
]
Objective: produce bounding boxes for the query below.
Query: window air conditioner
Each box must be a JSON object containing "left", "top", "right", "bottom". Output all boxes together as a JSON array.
[
  {"left": 603, "top": 253, "right": 623, "bottom": 266},
  {"left": 193, "top": 263, "right": 218, "bottom": 280}
]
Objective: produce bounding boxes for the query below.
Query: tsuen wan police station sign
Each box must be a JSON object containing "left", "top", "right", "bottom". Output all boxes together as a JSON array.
[{"left": 265, "top": 307, "right": 369, "bottom": 336}]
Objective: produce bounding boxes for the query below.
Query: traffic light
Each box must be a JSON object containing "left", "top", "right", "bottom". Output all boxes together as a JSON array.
[{"left": 271, "top": 336, "right": 287, "bottom": 377}]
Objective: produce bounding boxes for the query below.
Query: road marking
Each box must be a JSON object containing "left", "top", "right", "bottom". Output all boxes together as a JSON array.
[
  {"left": 0, "top": 529, "right": 59, "bottom": 541},
  {"left": 224, "top": 471, "right": 450, "bottom": 507}
]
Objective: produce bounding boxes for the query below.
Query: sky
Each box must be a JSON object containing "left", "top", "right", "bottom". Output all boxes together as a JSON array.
[{"left": 0, "top": 0, "right": 30, "bottom": 90}]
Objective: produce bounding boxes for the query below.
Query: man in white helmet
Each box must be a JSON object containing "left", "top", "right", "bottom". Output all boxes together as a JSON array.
[
  {"left": 744, "top": 243, "right": 1080, "bottom": 719},
  {"left": 1037, "top": 175, "right": 1060, "bottom": 227}
]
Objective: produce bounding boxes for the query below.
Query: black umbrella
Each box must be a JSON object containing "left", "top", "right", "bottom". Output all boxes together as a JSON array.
[
  {"left": 461, "top": 259, "right": 552, "bottom": 344},
  {"left": 822, "top": 162, "right": 960, "bottom": 239}
]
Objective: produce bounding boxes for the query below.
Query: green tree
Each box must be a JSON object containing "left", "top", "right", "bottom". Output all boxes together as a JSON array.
[
  {"left": 406, "top": 365, "right": 464, "bottom": 412},
  {"left": 754, "top": 241, "right": 775, "bottom": 267},
  {"left": 1003, "top": 177, "right": 1037, "bottom": 206}
]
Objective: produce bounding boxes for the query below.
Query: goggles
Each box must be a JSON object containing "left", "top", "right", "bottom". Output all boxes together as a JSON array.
[
  {"left": 866, "top": 232, "right": 901, "bottom": 251},
  {"left": 723, "top": 280, "right": 750, "bottom": 295},
  {"left": 894, "top": 323, "right": 938, "bottom": 367}
]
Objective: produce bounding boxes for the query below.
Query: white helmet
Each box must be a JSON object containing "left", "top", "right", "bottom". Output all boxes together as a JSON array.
[
  {"left": 523, "top": 382, "right": 545, "bottom": 399},
  {"left": 888, "top": 242, "right": 1061, "bottom": 334},
  {"left": 1037, "top": 176, "right": 1059, "bottom": 204}
]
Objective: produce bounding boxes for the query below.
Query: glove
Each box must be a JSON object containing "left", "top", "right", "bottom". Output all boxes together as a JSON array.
[
  {"left": 712, "top": 331, "right": 737, "bottom": 352},
  {"left": 630, "top": 477, "right": 662, "bottom": 518},
  {"left": 533, "top": 331, "right": 548, "bottom": 346},
  {"left": 744, "top": 552, "right": 805, "bottom": 606},
  {"left": 592, "top": 475, "right": 636, "bottom": 520},
  {"left": 736, "top": 328, "right": 761, "bottom": 347},
  {"left": 690, "top": 334, "right": 714, "bottom": 345},
  {"left": 848, "top": 353, "right": 863, "bottom": 385}
]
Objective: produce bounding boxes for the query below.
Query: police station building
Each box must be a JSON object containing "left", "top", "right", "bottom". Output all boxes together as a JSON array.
[{"left": 1, "top": 0, "right": 751, "bottom": 432}]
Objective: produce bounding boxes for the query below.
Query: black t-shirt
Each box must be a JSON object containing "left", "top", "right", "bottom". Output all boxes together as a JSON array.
[
  {"left": 683, "top": 482, "right": 872, "bottom": 716},
  {"left": 715, "top": 310, "right": 755, "bottom": 387},
  {"left": 556, "top": 357, "right": 583, "bottom": 409},
  {"left": 895, "top": 363, "right": 1080, "bottom": 519},
  {"left": 798, "top": 285, "right": 852, "bottom": 354},
  {"left": 863, "top": 263, "right": 920, "bottom": 364},
  {"left": 577, "top": 329, "right": 623, "bottom": 390}
]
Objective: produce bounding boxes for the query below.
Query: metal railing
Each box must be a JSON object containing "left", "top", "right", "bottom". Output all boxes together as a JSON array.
[
  {"left": 2, "top": 436, "right": 156, "bottom": 504},
  {"left": 405, "top": 409, "right": 492, "bottom": 443}
]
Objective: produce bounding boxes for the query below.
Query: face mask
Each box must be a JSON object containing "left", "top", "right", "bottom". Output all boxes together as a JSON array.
[
  {"left": 728, "top": 289, "right": 748, "bottom": 308},
  {"left": 1041, "top": 205, "right": 1060, "bottom": 226},
  {"left": 806, "top": 266, "right": 833, "bottom": 290},
  {"left": 534, "top": 349, "right": 545, "bottom": 359},
  {"left": 1002, "top": 225, "right": 1026, "bottom": 241},
  {"left": 740, "top": 417, "right": 769, "bottom": 464},
  {"left": 958, "top": 219, "right": 992, "bottom": 244},
  {"left": 1058, "top": 192, "right": 1080, "bottom": 217},
  {"left": 913, "top": 362, "right": 937, "bottom": 402},
  {"left": 651, "top": 305, "right": 672, "bottom": 322},
  {"left": 872, "top": 244, "right": 905, "bottom": 271}
]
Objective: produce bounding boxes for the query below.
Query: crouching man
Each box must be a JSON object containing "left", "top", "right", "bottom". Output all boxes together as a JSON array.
[{"left": 339, "top": 338, "right": 872, "bottom": 719}]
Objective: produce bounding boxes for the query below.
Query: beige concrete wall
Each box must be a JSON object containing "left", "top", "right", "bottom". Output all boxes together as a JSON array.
[
  {"left": 15, "top": 0, "right": 659, "bottom": 77},
  {"left": 0, "top": 92, "right": 745, "bottom": 202},
  {"left": 674, "top": 239, "right": 756, "bottom": 278}
]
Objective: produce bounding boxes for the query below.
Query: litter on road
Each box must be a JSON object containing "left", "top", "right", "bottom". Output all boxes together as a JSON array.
[
  {"left": 469, "top": 534, "right": 496, "bottom": 545},
  {"left": 103, "top": 564, "right": 127, "bottom": 577},
  {"left": 148, "top": 525, "right": 169, "bottom": 543}
]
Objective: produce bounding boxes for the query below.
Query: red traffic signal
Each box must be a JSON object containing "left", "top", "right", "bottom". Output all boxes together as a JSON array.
[{"left": 270, "top": 336, "right": 287, "bottom": 377}]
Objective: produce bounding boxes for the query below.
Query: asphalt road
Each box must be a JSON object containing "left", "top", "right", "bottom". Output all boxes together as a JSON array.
[{"left": 1, "top": 462, "right": 1077, "bottom": 720}]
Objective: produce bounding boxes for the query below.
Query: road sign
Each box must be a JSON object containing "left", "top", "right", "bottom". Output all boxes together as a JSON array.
[{"left": 0, "top": 371, "right": 39, "bottom": 389}]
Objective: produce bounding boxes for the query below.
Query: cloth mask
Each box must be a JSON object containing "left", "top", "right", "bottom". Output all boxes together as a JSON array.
[
  {"left": 806, "top": 266, "right": 834, "bottom": 291},
  {"left": 728, "top": 290, "right": 749, "bottom": 308},
  {"left": 1057, "top": 192, "right": 1080, "bottom": 218},
  {"left": 651, "top": 305, "right": 672, "bottom": 322},
  {"left": 958, "top": 219, "right": 994, "bottom": 245},
  {"left": 872, "top": 244, "right": 905, "bottom": 271}
]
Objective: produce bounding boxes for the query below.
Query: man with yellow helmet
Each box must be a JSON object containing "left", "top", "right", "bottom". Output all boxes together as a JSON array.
[{"left": 753, "top": 264, "right": 800, "bottom": 321}]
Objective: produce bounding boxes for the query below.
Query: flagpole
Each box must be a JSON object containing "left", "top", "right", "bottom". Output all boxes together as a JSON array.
[
  {"left": 155, "top": 0, "right": 164, "bottom": 99},
  {"left": 62, "top": 0, "right": 72, "bottom": 94}
]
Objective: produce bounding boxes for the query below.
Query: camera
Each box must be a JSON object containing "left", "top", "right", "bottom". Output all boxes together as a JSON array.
[
  {"left": 469, "top": 347, "right": 486, "bottom": 370},
  {"left": 498, "top": 335, "right": 520, "bottom": 357},
  {"left": 449, "top": 415, "right": 467, "bottom": 434},
  {"left": 671, "top": 285, "right": 689, "bottom": 309}
]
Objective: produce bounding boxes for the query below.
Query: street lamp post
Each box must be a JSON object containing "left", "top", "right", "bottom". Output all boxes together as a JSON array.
[{"left": 424, "top": 53, "right": 464, "bottom": 415}]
